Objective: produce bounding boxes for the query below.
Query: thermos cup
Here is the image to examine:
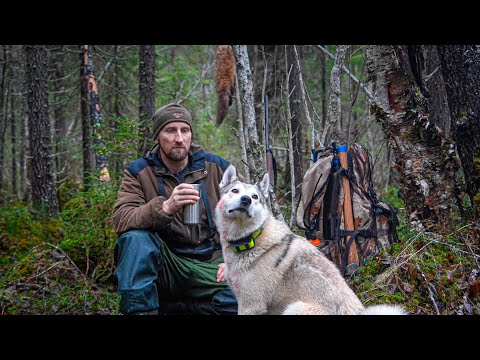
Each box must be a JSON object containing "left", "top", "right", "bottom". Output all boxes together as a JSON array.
[{"left": 183, "top": 184, "right": 202, "bottom": 225}]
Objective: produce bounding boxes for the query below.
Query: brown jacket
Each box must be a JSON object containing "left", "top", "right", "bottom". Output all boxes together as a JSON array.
[{"left": 112, "top": 143, "right": 231, "bottom": 262}]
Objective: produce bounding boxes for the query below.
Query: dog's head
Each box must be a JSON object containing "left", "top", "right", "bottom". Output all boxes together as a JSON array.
[{"left": 216, "top": 165, "right": 270, "bottom": 222}]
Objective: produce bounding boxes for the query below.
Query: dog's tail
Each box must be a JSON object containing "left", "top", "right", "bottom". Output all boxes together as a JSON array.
[
  {"left": 215, "top": 45, "right": 236, "bottom": 127},
  {"left": 359, "top": 304, "right": 408, "bottom": 315},
  {"left": 282, "top": 301, "right": 326, "bottom": 315},
  {"left": 283, "top": 302, "right": 407, "bottom": 315}
]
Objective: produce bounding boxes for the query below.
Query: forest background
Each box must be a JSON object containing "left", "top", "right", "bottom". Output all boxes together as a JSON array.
[{"left": 0, "top": 45, "right": 479, "bottom": 315}]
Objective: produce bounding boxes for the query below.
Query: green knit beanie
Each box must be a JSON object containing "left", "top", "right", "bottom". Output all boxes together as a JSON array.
[{"left": 151, "top": 103, "right": 193, "bottom": 140}]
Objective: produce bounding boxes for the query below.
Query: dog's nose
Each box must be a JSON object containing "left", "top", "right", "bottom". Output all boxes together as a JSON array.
[{"left": 241, "top": 195, "right": 252, "bottom": 206}]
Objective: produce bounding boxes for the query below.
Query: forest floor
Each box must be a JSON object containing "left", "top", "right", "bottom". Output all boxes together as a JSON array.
[
  {"left": 350, "top": 220, "right": 480, "bottom": 315},
  {"left": 1, "top": 209, "right": 479, "bottom": 315}
]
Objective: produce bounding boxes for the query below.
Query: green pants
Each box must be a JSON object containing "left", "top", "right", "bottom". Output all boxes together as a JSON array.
[
  {"left": 114, "top": 229, "right": 237, "bottom": 314},
  {"left": 156, "top": 237, "right": 229, "bottom": 300}
]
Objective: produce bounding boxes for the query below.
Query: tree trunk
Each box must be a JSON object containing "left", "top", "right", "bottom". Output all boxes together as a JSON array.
[
  {"left": 234, "top": 74, "right": 250, "bottom": 183},
  {"left": 0, "top": 45, "right": 6, "bottom": 192},
  {"left": 286, "top": 45, "right": 306, "bottom": 226},
  {"left": 19, "top": 94, "right": 26, "bottom": 201},
  {"left": 424, "top": 45, "right": 451, "bottom": 138},
  {"left": 50, "top": 45, "right": 67, "bottom": 186},
  {"left": 25, "top": 45, "right": 58, "bottom": 217},
  {"left": 321, "top": 44, "right": 327, "bottom": 132},
  {"left": 364, "top": 45, "right": 461, "bottom": 230},
  {"left": 10, "top": 93, "right": 17, "bottom": 197},
  {"left": 437, "top": 45, "right": 480, "bottom": 215},
  {"left": 138, "top": 45, "right": 156, "bottom": 155},
  {"left": 232, "top": 45, "right": 264, "bottom": 182},
  {"left": 80, "top": 45, "right": 93, "bottom": 189},
  {"left": 284, "top": 45, "right": 296, "bottom": 227},
  {"left": 323, "top": 45, "right": 348, "bottom": 146},
  {"left": 81, "top": 45, "right": 110, "bottom": 184}
]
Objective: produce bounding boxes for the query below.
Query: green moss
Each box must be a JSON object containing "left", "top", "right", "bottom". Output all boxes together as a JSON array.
[{"left": 349, "top": 221, "right": 480, "bottom": 314}]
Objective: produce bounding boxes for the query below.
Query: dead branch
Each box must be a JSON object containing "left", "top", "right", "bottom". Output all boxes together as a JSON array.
[
  {"left": 315, "top": 45, "right": 373, "bottom": 101},
  {"left": 44, "top": 242, "right": 89, "bottom": 284}
]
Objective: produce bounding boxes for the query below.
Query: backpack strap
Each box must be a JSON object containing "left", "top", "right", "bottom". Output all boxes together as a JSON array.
[
  {"left": 346, "top": 151, "right": 357, "bottom": 186},
  {"left": 375, "top": 202, "right": 400, "bottom": 244},
  {"left": 339, "top": 231, "right": 360, "bottom": 276},
  {"left": 329, "top": 168, "right": 345, "bottom": 241},
  {"left": 303, "top": 174, "right": 325, "bottom": 231}
]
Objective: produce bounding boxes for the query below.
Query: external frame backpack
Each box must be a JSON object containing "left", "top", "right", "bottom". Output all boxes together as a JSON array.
[{"left": 296, "top": 142, "right": 400, "bottom": 276}]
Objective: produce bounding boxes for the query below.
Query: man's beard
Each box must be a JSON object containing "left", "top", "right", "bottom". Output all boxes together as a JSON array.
[{"left": 161, "top": 145, "right": 188, "bottom": 161}]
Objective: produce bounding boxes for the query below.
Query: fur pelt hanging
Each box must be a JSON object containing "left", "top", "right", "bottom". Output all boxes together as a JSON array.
[{"left": 215, "top": 45, "right": 236, "bottom": 126}]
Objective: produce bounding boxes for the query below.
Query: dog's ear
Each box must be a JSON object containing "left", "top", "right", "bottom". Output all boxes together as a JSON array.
[
  {"left": 257, "top": 172, "right": 270, "bottom": 198},
  {"left": 219, "top": 164, "right": 238, "bottom": 190}
]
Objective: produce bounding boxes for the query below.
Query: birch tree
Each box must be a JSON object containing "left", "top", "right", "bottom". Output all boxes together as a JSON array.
[
  {"left": 364, "top": 45, "right": 462, "bottom": 230},
  {"left": 232, "top": 45, "right": 264, "bottom": 181},
  {"left": 322, "top": 45, "right": 348, "bottom": 147}
]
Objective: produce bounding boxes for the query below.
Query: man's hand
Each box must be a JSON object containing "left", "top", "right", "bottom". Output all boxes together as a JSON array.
[
  {"left": 162, "top": 183, "right": 200, "bottom": 216},
  {"left": 217, "top": 262, "right": 227, "bottom": 282}
]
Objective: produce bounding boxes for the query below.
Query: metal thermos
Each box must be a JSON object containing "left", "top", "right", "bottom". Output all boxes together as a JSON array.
[{"left": 183, "top": 184, "right": 202, "bottom": 226}]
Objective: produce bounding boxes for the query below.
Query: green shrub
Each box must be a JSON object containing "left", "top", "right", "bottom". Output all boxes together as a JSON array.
[{"left": 60, "top": 178, "right": 120, "bottom": 284}]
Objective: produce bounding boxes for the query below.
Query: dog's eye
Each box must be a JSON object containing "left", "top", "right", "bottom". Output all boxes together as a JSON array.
[
  {"left": 252, "top": 194, "right": 258, "bottom": 199},
  {"left": 231, "top": 188, "right": 239, "bottom": 193}
]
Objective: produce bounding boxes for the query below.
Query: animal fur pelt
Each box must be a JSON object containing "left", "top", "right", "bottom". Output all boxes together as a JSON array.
[{"left": 215, "top": 45, "right": 236, "bottom": 126}]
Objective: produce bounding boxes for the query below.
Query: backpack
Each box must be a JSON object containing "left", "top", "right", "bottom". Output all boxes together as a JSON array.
[{"left": 296, "top": 142, "right": 400, "bottom": 276}]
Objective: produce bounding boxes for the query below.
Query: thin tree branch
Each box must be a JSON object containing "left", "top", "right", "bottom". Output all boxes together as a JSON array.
[{"left": 315, "top": 45, "right": 373, "bottom": 101}]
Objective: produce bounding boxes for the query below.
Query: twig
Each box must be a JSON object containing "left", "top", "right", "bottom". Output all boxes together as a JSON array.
[
  {"left": 372, "top": 233, "right": 433, "bottom": 286},
  {"left": 446, "top": 223, "right": 475, "bottom": 235},
  {"left": 463, "top": 237, "right": 480, "bottom": 269},
  {"left": 416, "top": 264, "right": 440, "bottom": 315},
  {"left": 178, "top": 56, "right": 214, "bottom": 104},
  {"left": 35, "top": 261, "right": 62, "bottom": 279},
  {"left": 292, "top": 45, "right": 315, "bottom": 160},
  {"left": 315, "top": 45, "right": 374, "bottom": 101},
  {"left": 424, "top": 236, "right": 480, "bottom": 259},
  {"left": 424, "top": 66, "right": 440, "bottom": 82},
  {"left": 44, "top": 242, "right": 89, "bottom": 284}
]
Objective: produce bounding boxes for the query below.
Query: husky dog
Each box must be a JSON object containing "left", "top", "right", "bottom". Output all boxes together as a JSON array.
[{"left": 214, "top": 165, "right": 407, "bottom": 315}]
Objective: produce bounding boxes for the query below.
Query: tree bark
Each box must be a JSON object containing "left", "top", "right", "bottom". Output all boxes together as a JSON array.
[
  {"left": 81, "top": 45, "right": 110, "bottom": 184},
  {"left": 364, "top": 45, "right": 461, "bottom": 230},
  {"left": 80, "top": 45, "right": 93, "bottom": 189},
  {"left": 284, "top": 46, "right": 296, "bottom": 227},
  {"left": 424, "top": 45, "right": 451, "bottom": 138},
  {"left": 322, "top": 45, "right": 348, "bottom": 146},
  {"left": 10, "top": 92, "right": 17, "bottom": 197},
  {"left": 234, "top": 74, "right": 250, "bottom": 183},
  {"left": 437, "top": 45, "right": 480, "bottom": 215},
  {"left": 19, "top": 93, "right": 26, "bottom": 201},
  {"left": 50, "top": 45, "right": 67, "bottom": 186},
  {"left": 138, "top": 45, "right": 156, "bottom": 155},
  {"left": 25, "top": 45, "right": 58, "bottom": 217},
  {"left": 0, "top": 45, "right": 6, "bottom": 191},
  {"left": 286, "top": 45, "right": 306, "bottom": 226},
  {"left": 232, "top": 45, "right": 264, "bottom": 182},
  {"left": 321, "top": 45, "right": 327, "bottom": 132}
]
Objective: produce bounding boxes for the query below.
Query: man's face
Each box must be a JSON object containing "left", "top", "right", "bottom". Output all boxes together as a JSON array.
[{"left": 157, "top": 122, "right": 192, "bottom": 162}]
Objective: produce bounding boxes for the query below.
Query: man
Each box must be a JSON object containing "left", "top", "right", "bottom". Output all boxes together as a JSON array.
[{"left": 112, "top": 103, "right": 238, "bottom": 315}]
